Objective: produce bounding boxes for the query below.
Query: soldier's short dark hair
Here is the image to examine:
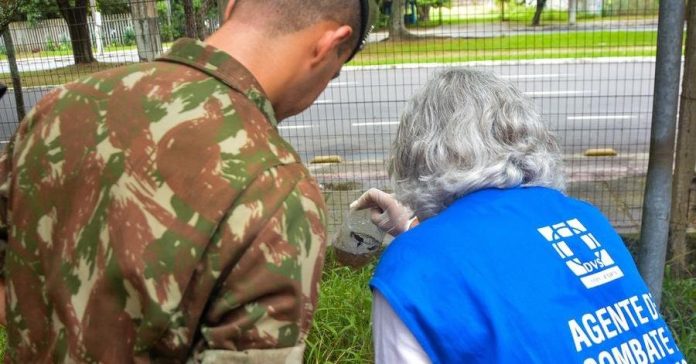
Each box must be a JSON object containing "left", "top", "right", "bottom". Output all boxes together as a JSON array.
[{"left": 231, "top": 0, "right": 362, "bottom": 54}]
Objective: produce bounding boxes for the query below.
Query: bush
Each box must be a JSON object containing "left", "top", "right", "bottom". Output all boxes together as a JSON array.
[
  {"left": 122, "top": 26, "right": 136, "bottom": 46},
  {"left": 58, "top": 33, "right": 70, "bottom": 51},
  {"left": 45, "top": 34, "right": 71, "bottom": 52},
  {"left": 0, "top": 44, "right": 6, "bottom": 56}
]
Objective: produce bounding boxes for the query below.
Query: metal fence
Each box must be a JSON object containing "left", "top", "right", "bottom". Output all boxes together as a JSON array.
[{"left": 0, "top": 0, "right": 677, "bottom": 237}]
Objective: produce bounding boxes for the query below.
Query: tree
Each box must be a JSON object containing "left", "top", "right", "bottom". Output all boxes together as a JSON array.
[
  {"left": 1, "top": 0, "right": 26, "bottom": 29},
  {"left": 195, "top": 0, "right": 217, "bottom": 39},
  {"left": 415, "top": 0, "right": 451, "bottom": 23},
  {"left": 182, "top": 0, "right": 196, "bottom": 38},
  {"left": 56, "top": 0, "right": 96, "bottom": 64},
  {"left": 389, "top": 0, "right": 415, "bottom": 40},
  {"left": 669, "top": 0, "right": 696, "bottom": 278},
  {"left": 1, "top": 0, "right": 27, "bottom": 122},
  {"left": 532, "top": 0, "right": 546, "bottom": 26}
]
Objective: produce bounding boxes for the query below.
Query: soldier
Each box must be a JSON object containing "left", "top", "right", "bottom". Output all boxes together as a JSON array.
[{"left": 0, "top": 0, "right": 377, "bottom": 362}]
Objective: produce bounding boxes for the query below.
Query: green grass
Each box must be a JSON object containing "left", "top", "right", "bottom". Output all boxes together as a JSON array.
[
  {"left": 0, "top": 252, "right": 691, "bottom": 362},
  {"left": 0, "top": 62, "right": 133, "bottom": 88},
  {"left": 662, "top": 274, "right": 696, "bottom": 361},
  {"left": 0, "top": 48, "right": 73, "bottom": 61},
  {"left": 1, "top": 30, "right": 659, "bottom": 87},
  {"left": 351, "top": 30, "right": 658, "bottom": 66},
  {"left": 305, "top": 250, "right": 376, "bottom": 363},
  {"left": 305, "top": 251, "right": 696, "bottom": 363},
  {"left": 405, "top": 4, "right": 656, "bottom": 28}
]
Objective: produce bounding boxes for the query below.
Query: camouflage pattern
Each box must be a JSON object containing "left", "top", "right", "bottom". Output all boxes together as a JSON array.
[{"left": 0, "top": 38, "right": 327, "bottom": 363}]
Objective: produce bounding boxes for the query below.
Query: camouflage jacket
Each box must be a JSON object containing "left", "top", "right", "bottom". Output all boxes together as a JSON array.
[{"left": 0, "top": 39, "right": 327, "bottom": 363}]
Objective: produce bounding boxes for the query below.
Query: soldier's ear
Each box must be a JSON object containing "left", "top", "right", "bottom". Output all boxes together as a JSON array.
[
  {"left": 310, "top": 25, "right": 353, "bottom": 69},
  {"left": 224, "top": 0, "right": 237, "bottom": 22}
]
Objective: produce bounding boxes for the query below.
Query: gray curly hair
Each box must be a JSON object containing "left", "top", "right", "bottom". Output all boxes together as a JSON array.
[{"left": 389, "top": 68, "right": 565, "bottom": 220}]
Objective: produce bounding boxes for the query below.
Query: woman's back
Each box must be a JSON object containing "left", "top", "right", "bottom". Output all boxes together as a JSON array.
[{"left": 371, "top": 187, "right": 685, "bottom": 364}]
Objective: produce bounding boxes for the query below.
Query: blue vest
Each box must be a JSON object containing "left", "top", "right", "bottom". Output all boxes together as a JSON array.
[{"left": 371, "top": 187, "right": 685, "bottom": 364}]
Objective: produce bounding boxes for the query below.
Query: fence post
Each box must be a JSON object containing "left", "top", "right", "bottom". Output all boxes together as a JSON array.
[
  {"left": 638, "top": 0, "right": 686, "bottom": 307},
  {"left": 2, "top": 26, "right": 26, "bottom": 122}
]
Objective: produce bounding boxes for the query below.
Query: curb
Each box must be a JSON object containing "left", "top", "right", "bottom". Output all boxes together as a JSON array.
[
  {"left": 310, "top": 155, "right": 343, "bottom": 164},
  {"left": 584, "top": 148, "right": 618, "bottom": 157}
]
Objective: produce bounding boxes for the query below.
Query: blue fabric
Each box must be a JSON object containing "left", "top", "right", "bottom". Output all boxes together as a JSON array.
[{"left": 371, "top": 187, "right": 685, "bottom": 364}]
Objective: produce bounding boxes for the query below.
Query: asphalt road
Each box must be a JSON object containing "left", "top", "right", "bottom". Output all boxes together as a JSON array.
[
  {"left": 281, "top": 59, "right": 655, "bottom": 161},
  {"left": 0, "top": 59, "right": 656, "bottom": 163}
]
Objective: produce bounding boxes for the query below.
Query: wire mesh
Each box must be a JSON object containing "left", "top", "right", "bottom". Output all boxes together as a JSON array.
[{"left": 0, "top": 0, "right": 663, "bottom": 236}]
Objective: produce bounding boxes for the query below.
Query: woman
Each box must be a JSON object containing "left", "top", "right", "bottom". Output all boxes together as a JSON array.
[{"left": 352, "top": 69, "right": 685, "bottom": 364}]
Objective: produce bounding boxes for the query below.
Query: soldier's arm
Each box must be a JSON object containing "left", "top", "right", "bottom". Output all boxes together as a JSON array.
[{"left": 193, "top": 164, "right": 327, "bottom": 363}]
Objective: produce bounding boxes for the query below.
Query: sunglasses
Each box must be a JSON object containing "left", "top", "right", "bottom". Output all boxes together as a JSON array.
[{"left": 347, "top": 0, "right": 377, "bottom": 62}]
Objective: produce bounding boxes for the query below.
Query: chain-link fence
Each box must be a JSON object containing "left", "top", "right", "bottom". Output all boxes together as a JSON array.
[{"left": 0, "top": 0, "right": 668, "bottom": 236}]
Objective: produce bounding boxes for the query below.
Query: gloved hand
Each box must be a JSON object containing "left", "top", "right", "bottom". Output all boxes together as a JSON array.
[{"left": 350, "top": 188, "right": 416, "bottom": 236}]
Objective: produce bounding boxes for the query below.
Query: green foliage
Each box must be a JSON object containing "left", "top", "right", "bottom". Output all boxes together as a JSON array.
[
  {"left": 45, "top": 33, "right": 70, "bottom": 52},
  {"left": 121, "top": 26, "right": 135, "bottom": 46},
  {"left": 415, "top": 0, "right": 451, "bottom": 7},
  {"left": 662, "top": 275, "right": 696, "bottom": 362},
  {"left": 18, "top": 0, "right": 128, "bottom": 24},
  {"left": 305, "top": 250, "right": 376, "bottom": 363},
  {"left": 305, "top": 253, "right": 696, "bottom": 363},
  {"left": 20, "top": 0, "right": 60, "bottom": 24},
  {"left": 1, "top": 0, "right": 26, "bottom": 30},
  {"left": 157, "top": 1, "right": 180, "bottom": 41},
  {"left": 0, "top": 43, "right": 6, "bottom": 56},
  {"left": 97, "top": 0, "right": 129, "bottom": 15}
]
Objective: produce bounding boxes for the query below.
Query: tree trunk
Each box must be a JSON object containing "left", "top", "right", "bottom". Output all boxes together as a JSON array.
[
  {"left": 532, "top": 0, "right": 546, "bottom": 26},
  {"left": 669, "top": 0, "right": 696, "bottom": 278},
  {"left": 196, "top": 0, "right": 215, "bottom": 40},
  {"left": 389, "top": 0, "right": 414, "bottom": 40},
  {"left": 417, "top": 5, "right": 431, "bottom": 22},
  {"left": 2, "top": 26, "right": 25, "bottom": 121},
  {"left": 56, "top": 0, "right": 96, "bottom": 64},
  {"left": 130, "top": 0, "right": 162, "bottom": 61},
  {"left": 568, "top": 0, "right": 577, "bottom": 25},
  {"left": 183, "top": 0, "right": 197, "bottom": 38}
]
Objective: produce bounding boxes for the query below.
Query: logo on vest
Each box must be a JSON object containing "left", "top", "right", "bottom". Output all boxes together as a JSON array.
[{"left": 537, "top": 219, "right": 624, "bottom": 289}]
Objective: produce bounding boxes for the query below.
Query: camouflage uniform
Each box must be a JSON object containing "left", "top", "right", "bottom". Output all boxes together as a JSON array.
[{"left": 0, "top": 39, "right": 327, "bottom": 363}]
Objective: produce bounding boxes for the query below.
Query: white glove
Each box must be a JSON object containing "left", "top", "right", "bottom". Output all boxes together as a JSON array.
[{"left": 350, "top": 188, "right": 416, "bottom": 236}]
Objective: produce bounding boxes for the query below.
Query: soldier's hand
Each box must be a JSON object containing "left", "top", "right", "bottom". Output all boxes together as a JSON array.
[{"left": 350, "top": 188, "right": 416, "bottom": 236}]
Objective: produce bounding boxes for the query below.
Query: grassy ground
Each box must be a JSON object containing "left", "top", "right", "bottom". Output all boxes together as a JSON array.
[
  {"left": 0, "top": 249, "right": 691, "bottom": 362},
  {"left": 0, "top": 62, "right": 133, "bottom": 88},
  {"left": 0, "top": 43, "right": 174, "bottom": 61},
  {"left": 305, "top": 250, "right": 376, "bottom": 363},
  {"left": 352, "top": 30, "right": 658, "bottom": 66},
  {"left": 1, "top": 30, "right": 659, "bottom": 88},
  {"left": 306, "top": 250, "right": 696, "bottom": 363},
  {"left": 410, "top": 4, "right": 656, "bottom": 28}
]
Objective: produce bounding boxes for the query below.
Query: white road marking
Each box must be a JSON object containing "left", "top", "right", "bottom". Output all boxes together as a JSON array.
[
  {"left": 525, "top": 90, "right": 596, "bottom": 96},
  {"left": 352, "top": 121, "right": 399, "bottom": 127},
  {"left": 502, "top": 73, "right": 573, "bottom": 80},
  {"left": 329, "top": 81, "right": 359, "bottom": 87},
  {"left": 278, "top": 124, "right": 313, "bottom": 130},
  {"left": 567, "top": 115, "right": 635, "bottom": 121}
]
